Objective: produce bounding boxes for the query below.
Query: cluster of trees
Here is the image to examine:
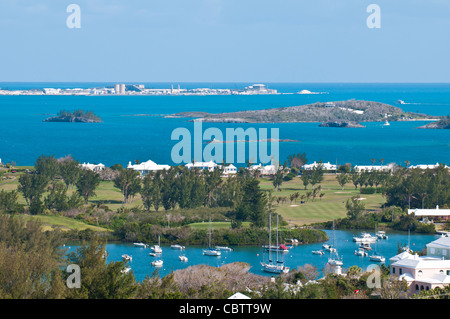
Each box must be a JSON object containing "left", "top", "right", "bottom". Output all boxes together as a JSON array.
[
  {"left": 55, "top": 109, "right": 102, "bottom": 122},
  {"left": 15, "top": 155, "right": 99, "bottom": 214}
]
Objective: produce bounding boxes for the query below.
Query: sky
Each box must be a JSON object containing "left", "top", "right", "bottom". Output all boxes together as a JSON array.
[{"left": 0, "top": 0, "right": 450, "bottom": 83}]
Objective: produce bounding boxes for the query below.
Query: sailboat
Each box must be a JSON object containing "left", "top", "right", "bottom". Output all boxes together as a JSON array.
[
  {"left": 261, "top": 213, "right": 289, "bottom": 274},
  {"left": 369, "top": 224, "right": 385, "bottom": 262},
  {"left": 383, "top": 113, "right": 390, "bottom": 126},
  {"left": 203, "top": 217, "right": 221, "bottom": 256},
  {"left": 150, "top": 235, "right": 162, "bottom": 254},
  {"left": 327, "top": 220, "right": 343, "bottom": 266}
]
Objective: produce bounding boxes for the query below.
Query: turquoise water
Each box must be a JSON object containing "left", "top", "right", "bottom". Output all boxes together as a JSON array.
[
  {"left": 0, "top": 83, "right": 449, "bottom": 167},
  {"left": 65, "top": 230, "right": 440, "bottom": 280}
]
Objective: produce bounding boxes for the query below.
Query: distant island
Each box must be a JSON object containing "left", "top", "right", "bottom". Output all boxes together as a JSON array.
[
  {"left": 166, "top": 100, "right": 440, "bottom": 126},
  {"left": 43, "top": 109, "right": 102, "bottom": 123},
  {"left": 417, "top": 116, "right": 450, "bottom": 129}
]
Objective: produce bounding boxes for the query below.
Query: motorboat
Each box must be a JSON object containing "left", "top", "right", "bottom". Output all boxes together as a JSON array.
[
  {"left": 376, "top": 231, "right": 388, "bottom": 239},
  {"left": 359, "top": 242, "right": 372, "bottom": 251},
  {"left": 312, "top": 250, "right": 325, "bottom": 255},
  {"left": 122, "top": 254, "right": 132, "bottom": 262},
  {"left": 353, "top": 233, "right": 377, "bottom": 243},
  {"left": 203, "top": 248, "right": 221, "bottom": 256},
  {"left": 355, "top": 248, "right": 368, "bottom": 257},
  {"left": 121, "top": 267, "right": 131, "bottom": 274},
  {"left": 134, "top": 242, "right": 148, "bottom": 248},
  {"left": 151, "top": 259, "right": 163, "bottom": 267},
  {"left": 215, "top": 246, "right": 233, "bottom": 251},
  {"left": 179, "top": 255, "right": 188, "bottom": 262},
  {"left": 327, "top": 258, "right": 343, "bottom": 266},
  {"left": 322, "top": 243, "right": 336, "bottom": 253},
  {"left": 171, "top": 244, "right": 185, "bottom": 250}
]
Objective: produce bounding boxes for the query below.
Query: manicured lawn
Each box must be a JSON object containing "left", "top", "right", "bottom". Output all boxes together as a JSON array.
[{"left": 260, "top": 174, "right": 386, "bottom": 226}]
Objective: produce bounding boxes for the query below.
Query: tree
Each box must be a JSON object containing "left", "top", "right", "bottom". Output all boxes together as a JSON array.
[
  {"left": 59, "top": 159, "right": 81, "bottom": 190},
  {"left": 234, "top": 177, "right": 267, "bottom": 227},
  {"left": 272, "top": 169, "right": 284, "bottom": 191},
  {"left": 35, "top": 154, "right": 59, "bottom": 181},
  {"left": 0, "top": 190, "right": 23, "bottom": 214},
  {"left": 114, "top": 169, "right": 142, "bottom": 204},
  {"left": 345, "top": 195, "right": 366, "bottom": 220},
  {"left": 18, "top": 173, "right": 49, "bottom": 213},
  {"left": 65, "top": 240, "right": 137, "bottom": 299},
  {"left": 301, "top": 171, "right": 311, "bottom": 190},
  {"left": 76, "top": 169, "right": 101, "bottom": 204},
  {"left": 336, "top": 173, "right": 349, "bottom": 190}
]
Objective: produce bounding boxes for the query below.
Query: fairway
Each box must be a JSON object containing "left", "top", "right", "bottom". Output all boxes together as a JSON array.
[{"left": 259, "top": 174, "right": 386, "bottom": 226}]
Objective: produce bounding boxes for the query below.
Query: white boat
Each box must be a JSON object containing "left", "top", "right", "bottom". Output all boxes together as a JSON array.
[
  {"left": 171, "top": 244, "right": 185, "bottom": 250},
  {"left": 134, "top": 242, "right": 148, "bottom": 248},
  {"left": 396, "top": 100, "right": 406, "bottom": 104},
  {"left": 376, "top": 230, "right": 388, "bottom": 239},
  {"left": 122, "top": 267, "right": 131, "bottom": 274},
  {"left": 151, "top": 236, "right": 163, "bottom": 253},
  {"left": 312, "top": 250, "right": 325, "bottom": 255},
  {"left": 215, "top": 246, "right": 233, "bottom": 251},
  {"left": 327, "top": 220, "right": 343, "bottom": 267},
  {"left": 203, "top": 217, "right": 221, "bottom": 256},
  {"left": 369, "top": 254, "right": 385, "bottom": 262},
  {"left": 149, "top": 252, "right": 159, "bottom": 257},
  {"left": 359, "top": 242, "right": 372, "bottom": 251},
  {"left": 322, "top": 243, "right": 336, "bottom": 253},
  {"left": 261, "top": 214, "right": 289, "bottom": 274},
  {"left": 122, "top": 254, "right": 132, "bottom": 262},
  {"left": 355, "top": 248, "right": 368, "bottom": 257},
  {"left": 179, "top": 255, "right": 188, "bottom": 262},
  {"left": 262, "top": 244, "right": 289, "bottom": 253},
  {"left": 353, "top": 233, "right": 378, "bottom": 243},
  {"left": 151, "top": 259, "right": 163, "bottom": 267}
]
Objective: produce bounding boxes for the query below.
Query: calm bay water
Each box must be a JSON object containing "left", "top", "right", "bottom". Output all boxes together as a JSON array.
[
  {"left": 65, "top": 230, "right": 440, "bottom": 280},
  {"left": 0, "top": 83, "right": 449, "bottom": 167}
]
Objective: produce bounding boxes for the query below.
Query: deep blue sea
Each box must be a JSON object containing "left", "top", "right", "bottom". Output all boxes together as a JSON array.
[{"left": 0, "top": 83, "right": 449, "bottom": 167}]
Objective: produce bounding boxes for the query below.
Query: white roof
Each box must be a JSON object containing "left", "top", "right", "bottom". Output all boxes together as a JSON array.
[
  {"left": 185, "top": 160, "right": 218, "bottom": 168},
  {"left": 128, "top": 160, "right": 170, "bottom": 171},
  {"left": 427, "top": 236, "right": 450, "bottom": 249},
  {"left": 227, "top": 292, "right": 251, "bottom": 299},
  {"left": 391, "top": 254, "right": 450, "bottom": 269},
  {"left": 408, "top": 206, "right": 450, "bottom": 217}
]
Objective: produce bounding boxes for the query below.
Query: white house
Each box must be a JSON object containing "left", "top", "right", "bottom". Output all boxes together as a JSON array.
[
  {"left": 302, "top": 161, "right": 337, "bottom": 171},
  {"left": 80, "top": 162, "right": 105, "bottom": 172},
  {"left": 127, "top": 160, "right": 170, "bottom": 176},
  {"left": 390, "top": 251, "right": 450, "bottom": 295},
  {"left": 407, "top": 206, "right": 450, "bottom": 221},
  {"left": 222, "top": 164, "right": 237, "bottom": 176},
  {"left": 408, "top": 162, "right": 449, "bottom": 170},
  {"left": 185, "top": 160, "right": 218, "bottom": 172},
  {"left": 427, "top": 236, "right": 450, "bottom": 260}
]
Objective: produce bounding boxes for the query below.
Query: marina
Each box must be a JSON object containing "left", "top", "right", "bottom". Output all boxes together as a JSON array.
[{"left": 67, "top": 230, "right": 440, "bottom": 281}]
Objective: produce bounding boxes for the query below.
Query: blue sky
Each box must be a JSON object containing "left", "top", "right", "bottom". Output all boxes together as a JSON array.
[{"left": 0, "top": 0, "right": 449, "bottom": 82}]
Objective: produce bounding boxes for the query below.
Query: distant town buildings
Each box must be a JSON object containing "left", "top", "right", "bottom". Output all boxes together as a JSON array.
[
  {"left": 0, "top": 84, "right": 279, "bottom": 96},
  {"left": 353, "top": 163, "right": 395, "bottom": 173},
  {"left": 302, "top": 161, "right": 337, "bottom": 171}
]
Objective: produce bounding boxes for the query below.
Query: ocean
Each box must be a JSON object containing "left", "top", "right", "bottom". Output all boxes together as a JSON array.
[{"left": 0, "top": 83, "right": 449, "bottom": 167}]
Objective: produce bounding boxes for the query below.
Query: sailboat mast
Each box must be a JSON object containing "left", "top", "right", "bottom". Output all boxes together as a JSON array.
[{"left": 268, "top": 213, "right": 272, "bottom": 263}]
